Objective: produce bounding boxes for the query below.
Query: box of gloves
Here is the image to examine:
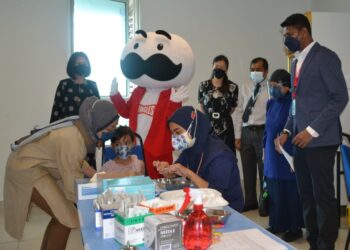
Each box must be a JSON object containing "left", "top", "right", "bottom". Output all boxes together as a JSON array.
[{"left": 114, "top": 211, "right": 153, "bottom": 246}]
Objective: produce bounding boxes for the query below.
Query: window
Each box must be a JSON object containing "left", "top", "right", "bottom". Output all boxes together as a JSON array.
[{"left": 73, "top": 0, "right": 137, "bottom": 97}]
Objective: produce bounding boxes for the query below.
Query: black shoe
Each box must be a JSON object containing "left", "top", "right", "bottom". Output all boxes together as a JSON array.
[
  {"left": 241, "top": 204, "right": 258, "bottom": 212},
  {"left": 266, "top": 227, "right": 284, "bottom": 235},
  {"left": 281, "top": 229, "right": 303, "bottom": 242}
]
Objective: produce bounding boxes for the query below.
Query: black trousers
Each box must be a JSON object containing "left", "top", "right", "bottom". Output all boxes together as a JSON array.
[
  {"left": 240, "top": 126, "right": 265, "bottom": 207},
  {"left": 294, "top": 145, "right": 338, "bottom": 250}
]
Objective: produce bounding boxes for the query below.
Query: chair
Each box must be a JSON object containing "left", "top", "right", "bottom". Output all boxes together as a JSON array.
[{"left": 340, "top": 133, "right": 350, "bottom": 250}]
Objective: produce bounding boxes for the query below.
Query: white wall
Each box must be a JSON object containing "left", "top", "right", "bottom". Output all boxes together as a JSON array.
[
  {"left": 0, "top": 0, "right": 314, "bottom": 201},
  {"left": 139, "top": 0, "right": 311, "bottom": 109},
  {"left": 311, "top": 0, "right": 350, "bottom": 12},
  {"left": 0, "top": 0, "right": 72, "bottom": 201}
]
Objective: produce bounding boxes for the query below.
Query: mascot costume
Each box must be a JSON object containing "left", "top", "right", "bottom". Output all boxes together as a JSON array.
[{"left": 110, "top": 30, "right": 195, "bottom": 179}]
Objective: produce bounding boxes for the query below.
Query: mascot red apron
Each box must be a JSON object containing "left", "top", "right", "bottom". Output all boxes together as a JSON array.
[{"left": 110, "top": 30, "right": 195, "bottom": 178}]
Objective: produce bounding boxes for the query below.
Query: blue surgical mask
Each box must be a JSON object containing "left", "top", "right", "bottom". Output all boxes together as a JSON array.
[
  {"left": 171, "top": 132, "right": 193, "bottom": 151},
  {"left": 99, "top": 131, "right": 114, "bottom": 142},
  {"left": 269, "top": 87, "right": 284, "bottom": 100},
  {"left": 284, "top": 36, "right": 300, "bottom": 53},
  {"left": 250, "top": 71, "right": 264, "bottom": 84},
  {"left": 114, "top": 145, "right": 131, "bottom": 159}
]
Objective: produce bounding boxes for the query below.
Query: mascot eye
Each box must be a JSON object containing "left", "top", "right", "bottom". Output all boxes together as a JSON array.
[
  {"left": 133, "top": 43, "right": 139, "bottom": 49},
  {"left": 157, "top": 43, "right": 164, "bottom": 50}
]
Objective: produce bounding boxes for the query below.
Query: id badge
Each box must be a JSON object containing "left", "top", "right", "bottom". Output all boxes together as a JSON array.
[{"left": 292, "top": 99, "right": 296, "bottom": 116}]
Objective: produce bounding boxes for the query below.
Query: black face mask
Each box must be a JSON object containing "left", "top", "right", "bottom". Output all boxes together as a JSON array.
[
  {"left": 213, "top": 68, "right": 226, "bottom": 79},
  {"left": 74, "top": 64, "right": 89, "bottom": 77}
]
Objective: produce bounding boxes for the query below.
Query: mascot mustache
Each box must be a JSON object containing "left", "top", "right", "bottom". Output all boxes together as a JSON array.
[{"left": 121, "top": 53, "right": 182, "bottom": 81}]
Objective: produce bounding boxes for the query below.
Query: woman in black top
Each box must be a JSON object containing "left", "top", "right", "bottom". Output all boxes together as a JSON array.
[
  {"left": 198, "top": 55, "right": 238, "bottom": 154},
  {"left": 50, "top": 52, "right": 100, "bottom": 122}
]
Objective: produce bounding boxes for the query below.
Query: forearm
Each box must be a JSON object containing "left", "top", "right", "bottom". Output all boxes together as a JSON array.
[{"left": 186, "top": 169, "right": 208, "bottom": 188}]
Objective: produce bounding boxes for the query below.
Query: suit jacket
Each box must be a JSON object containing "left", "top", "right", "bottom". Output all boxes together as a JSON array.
[{"left": 285, "top": 42, "right": 349, "bottom": 147}]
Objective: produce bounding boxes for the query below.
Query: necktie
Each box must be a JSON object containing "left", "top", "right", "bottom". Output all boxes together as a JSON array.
[{"left": 242, "top": 83, "right": 261, "bottom": 123}]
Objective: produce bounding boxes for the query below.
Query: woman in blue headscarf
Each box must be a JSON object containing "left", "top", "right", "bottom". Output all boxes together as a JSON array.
[
  {"left": 263, "top": 69, "right": 303, "bottom": 242},
  {"left": 154, "top": 106, "right": 244, "bottom": 211}
]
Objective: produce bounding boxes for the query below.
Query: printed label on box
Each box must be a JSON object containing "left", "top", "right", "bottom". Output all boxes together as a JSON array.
[
  {"left": 114, "top": 213, "right": 152, "bottom": 246},
  {"left": 144, "top": 215, "right": 182, "bottom": 250}
]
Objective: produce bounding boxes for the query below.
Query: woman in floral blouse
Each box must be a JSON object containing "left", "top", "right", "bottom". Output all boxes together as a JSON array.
[
  {"left": 198, "top": 55, "right": 238, "bottom": 153},
  {"left": 50, "top": 52, "right": 100, "bottom": 122}
]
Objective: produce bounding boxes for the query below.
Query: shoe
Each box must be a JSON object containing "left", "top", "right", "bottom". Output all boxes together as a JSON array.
[
  {"left": 281, "top": 229, "right": 303, "bottom": 242},
  {"left": 241, "top": 204, "right": 258, "bottom": 212},
  {"left": 265, "top": 227, "right": 284, "bottom": 235}
]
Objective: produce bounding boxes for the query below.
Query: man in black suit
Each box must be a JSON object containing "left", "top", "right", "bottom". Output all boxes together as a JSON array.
[{"left": 276, "top": 13, "right": 349, "bottom": 250}]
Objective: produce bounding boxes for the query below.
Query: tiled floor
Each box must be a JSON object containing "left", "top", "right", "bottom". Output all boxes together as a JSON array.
[
  {"left": 0, "top": 201, "right": 348, "bottom": 250},
  {"left": 0, "top": 202, "right": 83, "bottom": 250}
]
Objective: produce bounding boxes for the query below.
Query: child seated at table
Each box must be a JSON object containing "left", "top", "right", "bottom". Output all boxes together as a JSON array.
[{"left": 99, "top": 126, "right": 145, "bottom": 178}]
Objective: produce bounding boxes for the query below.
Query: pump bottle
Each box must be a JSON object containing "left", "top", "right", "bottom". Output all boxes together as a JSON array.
[{"left": 183, "top": 190, "right": 212, "bottom": 250}]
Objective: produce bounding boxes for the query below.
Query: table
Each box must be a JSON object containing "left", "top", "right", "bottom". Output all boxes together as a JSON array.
[{"left": 77, "top": 199, "right": 296, "bottom": 250}]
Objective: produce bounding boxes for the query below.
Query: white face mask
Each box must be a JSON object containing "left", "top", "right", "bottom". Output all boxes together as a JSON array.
[{"left": 250, "top": 71, "right": 264, "bottom": 84}]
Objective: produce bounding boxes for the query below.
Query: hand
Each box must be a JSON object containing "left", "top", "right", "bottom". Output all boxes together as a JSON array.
[
  {"left": 153, "top": 160, "right": 170, "bottom": 175},
  {"left": 83, "top": 165, "right": 97, "bottom": 178},
  {"left": 274, "top": 133, "right": 288, "bottom": 153},
  {"left": 170, "top": 85, "right": 189, "bottom": 103},
  {"left": 167, "top": 163, "right": 191, "bottom": 178},
  {"left": 110, "top": 77, "right": 119, "bottom": 96},
  {"left": 292, "top": 129, "right": 313, "bottom": 148},
  {"left": 235, "top": 139, "right": 241, "bottom": 151}
]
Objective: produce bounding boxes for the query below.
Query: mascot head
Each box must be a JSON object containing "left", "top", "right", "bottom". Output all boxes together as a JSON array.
[{"left": 120, "top": 30, "right": 195, "bottom": 89}]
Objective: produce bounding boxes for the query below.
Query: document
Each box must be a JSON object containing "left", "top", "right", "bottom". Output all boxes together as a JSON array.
[
  {"left": 210, "top": 229, "right": 288, "bottom": 250},
  {"left": 277, "top": 138, "right": 295, "bottom": 172}
]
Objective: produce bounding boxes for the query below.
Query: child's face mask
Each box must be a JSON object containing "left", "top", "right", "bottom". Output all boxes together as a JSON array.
[{"left": 114, "top": 145, "right": 132, "bottom": 159}]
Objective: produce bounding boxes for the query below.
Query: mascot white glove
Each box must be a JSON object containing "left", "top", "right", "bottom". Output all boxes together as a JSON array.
[
  {"left": 110, "top": 77, "right": 119, "bottom": 96},
  {"left": 170, "top": 85, "right": 189, "bottom": 103}
]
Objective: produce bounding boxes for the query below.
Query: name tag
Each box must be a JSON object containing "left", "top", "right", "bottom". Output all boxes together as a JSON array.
[{"left": 292, "top": 99, "right": 296, "bottom": 116}]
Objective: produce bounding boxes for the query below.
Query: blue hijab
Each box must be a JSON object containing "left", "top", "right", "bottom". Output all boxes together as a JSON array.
[{"left": 168, "top": 106, "right": 244, "bottom": 211}]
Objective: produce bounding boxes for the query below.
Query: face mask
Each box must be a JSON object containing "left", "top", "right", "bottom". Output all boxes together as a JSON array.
[
  {"left": 74, "top": 64, "right": 89, "bottom": 77},
  {"left": 284, "top": 36, "right": 301, "bottom": 53},
  {"left": 269, "top": 87, "right": 284, "bottom": 100},
  {"left": 213, "top": 68, "right": 226, "bottom": 79},
  {"left": 250, "top": 71, "right": 264, "bottom": 84},
  {"left": 114, "top": 145, "right": 131, "bottom": 159},
  {"left": 98, "top": 131, "right": 114, "bottom": 142},
  {"left": 171, "top": 132, "right": 193, "bottom": 151}
]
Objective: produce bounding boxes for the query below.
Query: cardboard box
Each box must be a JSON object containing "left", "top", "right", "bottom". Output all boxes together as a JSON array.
[
  {"left": 76, "top": 179, "right": 99, "bottom": 200},
  {"left": 114, "top": 212, "right": 153, "bottom": 246},
  {"left": 144, "top": 214, "right": 183, "bottom": 250},
  {"left": 99, "top": 176, "right": 155, "bottom": 200}
]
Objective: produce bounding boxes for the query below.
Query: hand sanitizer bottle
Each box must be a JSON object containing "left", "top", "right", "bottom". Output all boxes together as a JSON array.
[{"left": 183, "top": 190, "right": 212, "bottom": 250}]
